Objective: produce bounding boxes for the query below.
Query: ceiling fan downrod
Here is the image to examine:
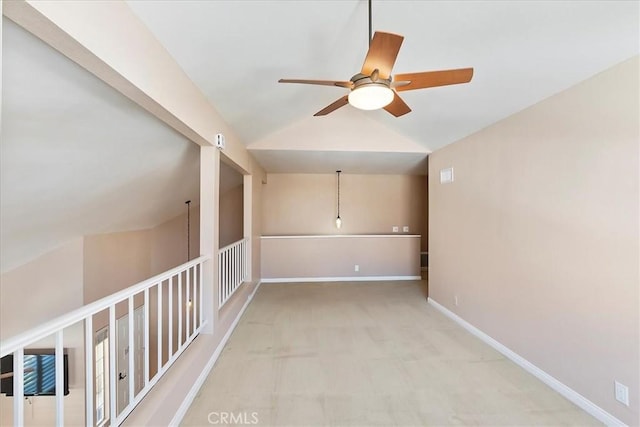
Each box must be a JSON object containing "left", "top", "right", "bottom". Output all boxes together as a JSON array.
[{"left": 368, "top": 0, "right": 372, "bottom": 47}]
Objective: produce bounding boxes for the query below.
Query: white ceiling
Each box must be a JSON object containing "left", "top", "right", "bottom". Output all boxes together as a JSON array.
[
  {"left": 1, "top": 2, "right": 639, "bottom": 272},
  {"left": 127, "top": 0, "right": 639, "bottom": 156}
]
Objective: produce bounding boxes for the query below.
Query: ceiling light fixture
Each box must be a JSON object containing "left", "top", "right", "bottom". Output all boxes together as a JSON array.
[
  {"left": 348, "top": 83, "right": 394, "bottom": 110},
  {"left": 335, "top": 170, "right": 342, "bottom": 229}
]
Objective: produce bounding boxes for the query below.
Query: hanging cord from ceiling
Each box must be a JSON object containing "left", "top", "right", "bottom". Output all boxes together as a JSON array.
[
  {"left": 185, "top": 200, "right": 191, "bottom": 261},
  {"left": 336, "top": 170, "right": 342, "bottom": 228}
]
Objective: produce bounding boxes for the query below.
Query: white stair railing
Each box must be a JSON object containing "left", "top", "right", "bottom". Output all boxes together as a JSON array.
[
  {"left": 0, "top": 255, "right": 210, "bottom": 427},
  {"left": 218, "top": 238, "right": 250, "bottom": 307}
]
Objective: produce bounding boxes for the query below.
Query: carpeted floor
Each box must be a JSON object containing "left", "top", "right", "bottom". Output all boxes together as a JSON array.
[{"left": 181, "top": 281, "right": 598, "bottom": 426}]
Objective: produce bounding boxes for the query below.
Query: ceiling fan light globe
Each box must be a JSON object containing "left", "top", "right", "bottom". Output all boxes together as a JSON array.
[{"left": 348, "top": 84, "right": 394, "bottom": 110}]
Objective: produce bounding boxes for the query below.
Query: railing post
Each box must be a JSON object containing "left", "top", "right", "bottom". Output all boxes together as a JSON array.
[
  {"left": 243, "top": 173, "right": 253, "bottom": 283},
  {"left": 200, "top": 145, "right": 218, "bottom": 335}
]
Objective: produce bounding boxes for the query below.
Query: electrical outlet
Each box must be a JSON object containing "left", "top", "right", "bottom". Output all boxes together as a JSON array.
[
  {"left": 454, "top": 295, "right": 459, "bottom": 306},
  {"left": 403, "top": 226, "right": 409, "bottom": 233},
  {"left": 354, "top": 265, "right": 359, "bottom": 272},
  {"left": 615, "top": 381, "right": 629, "bottom": 406},
  {"left": 392, "top": 226, "right": 399, "bottom": 233}
]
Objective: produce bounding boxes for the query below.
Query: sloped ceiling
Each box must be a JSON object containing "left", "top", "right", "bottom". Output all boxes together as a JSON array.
[
  {"left": 1, "top": 18, "right": 200, "bottom": 273},
  {"left": 128, "top": 0, "right": 639, "bottom": 163}
]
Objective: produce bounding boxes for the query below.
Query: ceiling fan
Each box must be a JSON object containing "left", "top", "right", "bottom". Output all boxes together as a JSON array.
[{"left": 278, "top": 0, "right": 474, "bottom": 117}]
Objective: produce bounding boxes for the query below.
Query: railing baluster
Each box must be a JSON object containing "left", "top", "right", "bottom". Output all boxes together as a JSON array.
[
  {"left": 199, "top": 263, "right": 204, "bottom": 327},
  {"left": 226, "top": 251, "right": 228, "bottom": 300},
  {"left": 168, "top": 276, "right": 173, "bottom": 361},
  {"left": 221, "top": 252, "right": 225, "bottom": 305},
  {"left": 144, "top": 288, "right": 150, "bottom": 386},
  {"left": 83, "top": 318, "right": 93, "bottom": 427},
  {"left": 191, "top": 267, "right": 196, "bottom": 335},
  {"left": 245, "top": 239, "right": 249, "bottom": 279},
  {"left": 235, "top": 245, "right": 238, "bottom": 288},
  {"left": 128, "top": 296, "right": 135, "bottom": 404},
  {"left": 13, "top": 348, "right": 24, "bottom": 426},
  {"left": 178, "top": 273, "right": 183, "bottom": 350},
  {"left": 218, "top": 252, "right": 222, "bottom": 306},
  {"left": 57, "top": 329, "right": 65, "bottom": 426},
  {"left": 218, "top": 239, "right": 250, "bottom": 308},
  {"left": 109, "top": 306, "right": 116, "bottom": 424},
  {"left": 186, "top": 267, "right": 191, "bottom": 338},
  {"left": 157, "top": 281, "right": 163, "bottom": 378},
  {"left": 225, "top": 251, "right": 228, "bottom": 303}
]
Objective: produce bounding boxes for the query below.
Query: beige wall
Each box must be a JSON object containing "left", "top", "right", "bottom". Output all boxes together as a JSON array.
[
  {"left": 261, "top": 235, "right": 420, "bottom": 280},
  {"left": 83, "top": 230, "right": 151, "bottom": 305},
  {"left": 150, "top": 207, "right": 200, "bottom": 275},
  {"left": 0, "top": 238, "right": 84, "bottom": 340},
  {"left": 429, "top": 56, "right": 639, "bottom": 425},
  {"left": 219, "top": 185, "right": 244, "bottom": 248},
  {"left": 263, "top": 173, "right": 427, "bottom": 249}
]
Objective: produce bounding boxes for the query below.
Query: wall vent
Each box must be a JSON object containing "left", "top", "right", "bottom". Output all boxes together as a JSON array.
[{"left": 440, "top": 167, "right": 454, "bottom": 184}]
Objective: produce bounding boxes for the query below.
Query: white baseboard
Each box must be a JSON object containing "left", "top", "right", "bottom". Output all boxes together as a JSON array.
[
  {"left": 170, "top": 281, "right": 262, "bottom": 426},
  {"left": 427, "top": 298, "right": 625, "bottom": 427},
  {"left": 261, "top": 276, "right": 422, "bottom": 283}
]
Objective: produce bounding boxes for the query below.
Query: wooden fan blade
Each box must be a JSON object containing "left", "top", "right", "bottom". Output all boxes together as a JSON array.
[
  {"left": 361, "top": 32, "right": 404, "bottom": 79},
  {"left": 394, "top": 68, "right": 474, "bottom": 92},
  {"left": 314, "top": 95, "right": 349, "bottom": 116},
  {"left": 384, "top": 92, "right": 411, "bottom": 117},
  {"left": 279, "top": 79, "right": 352, "bottom": 88}
]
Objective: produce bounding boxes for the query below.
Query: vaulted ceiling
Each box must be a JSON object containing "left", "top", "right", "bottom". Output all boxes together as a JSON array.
[
  {"left": 1, "top": 1, "right": 638, "bottom": 272},
  {"left": 128, "top": 0, "right": 639, "bottom": 168}
]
